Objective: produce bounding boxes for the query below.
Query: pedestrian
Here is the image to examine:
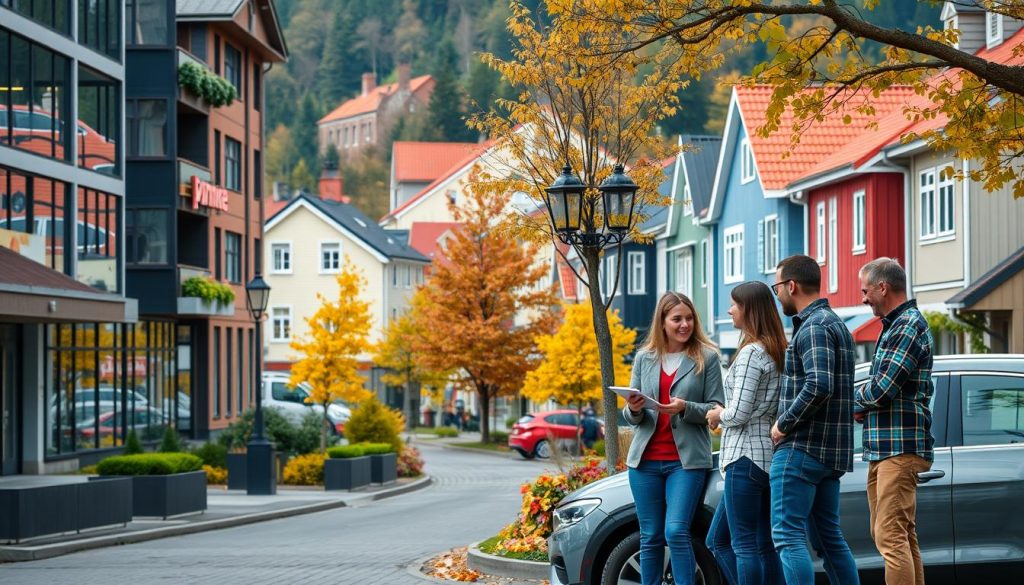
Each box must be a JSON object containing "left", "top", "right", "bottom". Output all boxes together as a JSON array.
[
  {"left": 704, "top": 281, "right": 787, "bottom": 585},
  {"left": 622, "top": 291, "right": 724, "bottom": 585},
  {"left": 579, "top": 408, "right": 599, "bottom": 450},
  {"left": 769, "top": 255, "right": 860, "bottom": 585},
  {"left": 856, "top": 258, "right": 934, "bottom": 585}
]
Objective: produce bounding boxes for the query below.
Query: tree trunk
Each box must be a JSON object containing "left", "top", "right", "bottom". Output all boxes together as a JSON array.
[
  {"left": 478, "top": 385, "right": 491, "bottom": 444},
  {"left": 584, "top": 247, "right": 621, "bottom": 472},
  {"left": 320, "top": 405, "right": 329, "bottom": 454},
  {"left": 403, "top": 369, "right": 414, "bottom": 431}
]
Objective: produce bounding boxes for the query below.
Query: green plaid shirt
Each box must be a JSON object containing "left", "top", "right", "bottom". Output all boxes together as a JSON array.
[{"left": 855, "top": 300, "right": 935, "bottom": 462}]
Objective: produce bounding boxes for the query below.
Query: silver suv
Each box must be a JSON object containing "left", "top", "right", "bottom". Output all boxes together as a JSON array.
[{"left": 548, "top": 354, "right": 1024, "bottom": 585}]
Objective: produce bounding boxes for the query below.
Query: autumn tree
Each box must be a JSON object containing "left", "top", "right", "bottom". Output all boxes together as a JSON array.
[
  {"left": 571, "top": 0, "right": 1024, "bottom": 196},
  {"left": 410, "top": 185, "right": 558, "bottom": 443},
  {"left": 469, "top": 1, "right": 686, "bottom": 469},
  {"left": 290, "top": 259, "right": 374, "bottom": 452},
  {"left": 522, "top": 303, "right": 636, "bottom": 450},
  {"left": 374, "top": 310, "right": 451, "bottom": 430}
]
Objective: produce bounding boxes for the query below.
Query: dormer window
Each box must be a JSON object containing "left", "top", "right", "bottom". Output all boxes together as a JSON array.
[
  {"left": 986, "top": 11, "right": 1003, "bottom": 48},
  {"left": 946, "top": 15, "right": 959, "bottom": 48}
]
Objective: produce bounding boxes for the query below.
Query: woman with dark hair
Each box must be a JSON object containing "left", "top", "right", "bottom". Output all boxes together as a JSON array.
[
  {"left": 622, "top": 291, "right": 724, "bottom": 585},
  {"left": 705, "top": 281, "right": 788, "bottom": 585}
]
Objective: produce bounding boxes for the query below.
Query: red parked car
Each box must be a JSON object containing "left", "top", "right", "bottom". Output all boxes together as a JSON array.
[{"left": 509, "top": 409, "right": 604, "bottom": 459}]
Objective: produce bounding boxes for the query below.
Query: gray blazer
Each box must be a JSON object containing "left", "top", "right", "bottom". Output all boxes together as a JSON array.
[{"left": 622, "top": 347, "right": 725, "bottom": 469}]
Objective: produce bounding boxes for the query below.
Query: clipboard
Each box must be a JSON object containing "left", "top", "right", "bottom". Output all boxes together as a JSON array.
[{"left": 609, "top": 386, "right": 667, "bottom": 409}]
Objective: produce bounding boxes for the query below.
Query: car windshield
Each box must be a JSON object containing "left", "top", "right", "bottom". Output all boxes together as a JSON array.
[{"left": 517, "top": 415, "right": 534, "bottom": 424}]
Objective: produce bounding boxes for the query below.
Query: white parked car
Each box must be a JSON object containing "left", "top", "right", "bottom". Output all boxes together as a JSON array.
[{"left": 260, "top": 373, "right": 351, "bottom": 435}]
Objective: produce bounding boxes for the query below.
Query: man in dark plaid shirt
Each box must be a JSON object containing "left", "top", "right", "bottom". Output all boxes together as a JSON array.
[
  {"left": 855, "top": 258, "right": 934, "bottom": 585},
  {"left": 768, "top": 255, "right": 859, "bottom": 585}
]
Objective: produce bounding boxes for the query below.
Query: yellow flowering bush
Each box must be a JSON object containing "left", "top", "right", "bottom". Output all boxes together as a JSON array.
[
  {"left": 282, "top": 453, "right": 326, "bottom": 485},
  {"left": 203, "top": 464, "right": 227, "bottom": 485}
]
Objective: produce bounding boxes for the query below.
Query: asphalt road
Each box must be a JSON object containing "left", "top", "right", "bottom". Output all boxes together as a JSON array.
[{"left": 0, "top": 442, "right": 556, "bottom": 585}]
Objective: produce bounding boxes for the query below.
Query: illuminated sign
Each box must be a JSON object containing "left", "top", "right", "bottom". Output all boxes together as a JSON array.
[{"left": 191, "top": 176, "right": 229, "bottom": 211}]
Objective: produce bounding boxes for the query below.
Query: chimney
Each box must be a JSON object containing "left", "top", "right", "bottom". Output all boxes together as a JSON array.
[
  {"left": 319, "top": 169, "right": 351, "bottom": 204},
  {"left": 361, "top": 72, "right": 376, "bottom": 96},
  {"left": 397, "top": 63, "right": 410, "bottom": 92}
]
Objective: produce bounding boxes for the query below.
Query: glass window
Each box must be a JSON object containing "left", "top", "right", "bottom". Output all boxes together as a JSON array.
[
  {"left": 224, "top": 43, "right": 241, "bottom": 95},
  {"left": 321, "top": 242, "right": 340, "bottom": 273},
  {"left": 225, "top": 137, "right": 241, "bottom": 191},
  {"left": 628, "top": 251, "right": 645, "bottom": 295},
  {"left": 724, "top": 225, "right": 744, "bottom": 283},
  {"left": 252, "top": 62, "right": 261, "bottom": 111},
  {"left": 700, "top": 239, "right": 707, "bottom": 288},
  {"left": 253, "top": 149, "right": 262, "bottom": 198},
  {"left": 225, "top": 327, "right": 232, "bottom": 416},
  {"left": 0, "top": 167, "right": 70, "bottom": 273},
  {"left": 852, "top": 190, "right": 866, "bottom": 251},
  {"left": 214, "top": 227, "right": 221, "bottom": 279},
  {"left": 125, "top": 0, "right": 167, "bottom": 46},
  {"left": 815, "top": 202, "right": 826, "bottom": 262},
  {"left": 213, "top": 326, "right": 220, "bottom": 418},
  {"left": 762, "top": 216, "right": 779, "bottom": 273},
  {"left": 237, "top": 328, "right": 244, "bottom": 415},
  {"left": 126, "top": 99, "right": 166, "bottom": 157},
  {"left": 961, "top": 375, "right": 1024, "bottom": 447},
  {"left": 740, "top": 138, "right": 755, "bottom": 184},
  {"left": 125, "top": 208, "right": 167, "bottom": 264},
  {"left": 675, "top": 249, "right": 692, "bottom": 298},
  {"left": 77, "top": 65, "right": 119, "bottom": 175},
  {"left": 603, "top": 254, "right": 618, "bottom": 298},
  {"left": 937, "top": 169, "right": 955, "bottom": 235},
  {"left": 919, "top": 169, "right": 936, "bottom": 239},
  {"left": 78, "top": 0, "right": 120, "bottom": 59},
  {"left": 76, "top": 187, "right": 120, "bottom": 292},
  {"left": 0, "top": 32, "right": 72, "bottom": 162},
  {"left": 2, "top": 0, "right": 71, "bottom": 33},
  {"left": 271, "top": 242, "right": 291, "bottom": 273},
  {"left": 271, "top": 306, "right": 291, "bottom": 342},
  {"left": 225, "top": 231, "right": 241, "bottom": 283},
  {"left": 828, "top": 196, "right": 838, "bottom": 293}
]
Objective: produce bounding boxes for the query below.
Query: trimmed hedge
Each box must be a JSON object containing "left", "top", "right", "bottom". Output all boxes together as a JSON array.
[
  {"left": 97, "top": 453, "right": 203, "bottom": 476},
  {"left": 360, "top": 442, "right": 395, "bottom": 455},
  {"left": 435, "top": 427, "right": 458, "bottom": 438},
  {"left": 327, "top": 444, "right": 366, "bottom": 459}
]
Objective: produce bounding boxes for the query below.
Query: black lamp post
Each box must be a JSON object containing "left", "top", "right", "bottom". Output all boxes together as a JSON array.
[
  {"left": 245, "top": 275, "right": 275, "bottom": 495},
  {"left": 543, "top": 162, "right": 638, "bottom": 248}
]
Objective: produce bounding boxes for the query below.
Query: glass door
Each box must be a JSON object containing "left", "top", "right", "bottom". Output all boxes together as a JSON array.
[{"left": 1, "top": 324, "right": 19, "bottom": 475}]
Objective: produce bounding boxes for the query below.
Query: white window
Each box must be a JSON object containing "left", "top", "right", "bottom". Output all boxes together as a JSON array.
[
  {"left": 920, "top": 168, "right": 936, "bottom": 238},
  {"left": 815, "top": 202, "right": 826, "bottom": 262},
  {"left": 986, "top": 11, "right": 1003, "bottom": 48},
  {"left": 852, "top": 190, "right": 866, "bottom": 252},
  {"left": 700, "top": 239, "right": 708, "bottom": 287},
  {"left": 761, "top": 215, "right": 779, "bottom": 274},
  {"left": 683, "top": 184, "right": 693, "bottom": 216},
  {"left": 675, "top": 249, "right": 693, "bottom": 298},
  {"left": 392, "top": 264, "right": 398, "bottom": 286},
  {"left": 320, "top": 242, "right": 341, "bottom": 273},
  {"left": 404, "top": 264, "right": 412, "bottom": 288},
  {"left": 271, "top": 242, "right": 291, "bottom": 274},
  {"left": 919, "top": 167, "right": 954, "bottom": 240},
  {"left": 947, "top": 15, "right": 959, "bottom": 48},
  {"left": 740, "top": 138, "right": 756, "bottom": 184},
  {"left": 724, "top": 224, "right": 744, "bottom": 284},
  {"left": 605, "top": 254, "right": 619, "bottom": 298},
  {"left": 628, "top": 251, "right": 646, "bottom": 295},
  {"left": 271, "top": 306, "right": 292, "bottom": 342},
  {"left": 828, "top": 197, "right": 838, "bottom": 293},
  {"left": 937, "top": 169, "right": 955, "bottom": 235}
]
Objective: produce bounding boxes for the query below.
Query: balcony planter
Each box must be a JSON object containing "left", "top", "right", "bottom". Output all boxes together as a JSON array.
[
  {"left": 176, "top": 296, "right": 235, "bottom": 317},
  {"left": 0, "top": 478, "right": 132, "bottom": 543},
  {"left": 95, "top": 453, "right": 207, "bottom": 519},
  {"left": 226, "top": 453, "right": 247, "bottom": 490},
  {"left": 369, "top": 452, "right": 397, "bottom": 485}
]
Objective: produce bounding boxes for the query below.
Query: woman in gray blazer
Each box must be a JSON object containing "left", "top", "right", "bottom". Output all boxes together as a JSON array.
[{"left": 622, "top": 292, "right": 724, "bottom": 585}]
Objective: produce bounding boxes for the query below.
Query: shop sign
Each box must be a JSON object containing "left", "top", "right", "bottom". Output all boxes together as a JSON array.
[{"left": 191, "top": 176, "right": 229, "bottom": 211}]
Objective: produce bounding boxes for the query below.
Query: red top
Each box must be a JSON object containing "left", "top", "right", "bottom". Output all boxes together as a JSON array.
[{"left": 643, "top": 367, "right": 679, "bottom": 461}]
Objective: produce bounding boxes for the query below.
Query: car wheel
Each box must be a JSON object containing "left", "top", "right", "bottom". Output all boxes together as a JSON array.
[
  {"left": 534, "top": 439, "right": 551, "bottom": 459},
  {"left": 516, "top": 447, "right": 535, "bottom": 460},
  {"left": 600, "top": 530, "right": 720, "bottom": 585}
]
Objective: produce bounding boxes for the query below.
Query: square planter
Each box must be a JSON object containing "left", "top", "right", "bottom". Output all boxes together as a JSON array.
[
  {"left": 324, "top": 456, "right": 371, "bottom": 491},
  {"left": 369, "top": 453, "right": 397, "bottom": 485},
  {"left": 176, "top": 296, "right": 234, "bottom": 317},
  {"left": 131, "top": 470, "right": 207, "bottom": 519},
  {"left": 227, "top": 453, "right": 247, "bottom": 490},
  {"left": 2, "top": 478, "right": 133, "bottom": 543}
]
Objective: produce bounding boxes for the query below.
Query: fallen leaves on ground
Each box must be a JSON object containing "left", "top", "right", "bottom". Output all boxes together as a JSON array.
[{"left": 428, "top": 547, "right": 483, "bottom": 582}]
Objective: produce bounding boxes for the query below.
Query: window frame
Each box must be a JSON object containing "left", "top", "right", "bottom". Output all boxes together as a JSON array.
[
  {"left": 937, "top": 169, "right": 955, "bottom": 237},
  {"left": 627, "top": 251, "right": 646, "bottom": 295},
  {"left": 675, "top": 248, "right": 693, "bottom": 298},
  {"left": 270, "top": 242, "right": 292, "bottom": 274},
  {"left": 270, "top": 305, "right": 293, "bottom": 342},
  {"left": 762, "top": 214, "right": 779, "bottom": 275},
  {"left": 724, "top": 224, "right": 745, "bottom": 284},
  {"left": 740, "top": 138, "right": 756, "bottom": 184},
  {"left": 852, "top": 189, "right": 866, "bottom": 253},
  {"left": 815, "top": 202, "right": 826, "bottom": 263},
  {"left": 125, "top": 98, "right": 169, "bottom": 158},
  {"left": 224, "top": 136, "right": 242, "bottom": 192},
  {"left": 224, "top": 231, "right": 241, "bottom": 284},
  {"left": 224, "top": 42, "right": 242, "bottom": 96},
  {"left": 319, "top": 241, "right": 341, "bottom": 274},
  {"left": 700, "top": 239, "right": 708, "bottom": 288},
  {"left": 604, "top": 254, "right": 619, "bottom": 298},
  {"left": 828, "top": 197, "right": 838, "bottom": 293},
  {"left": 919, "top": 168, "right": 937, "bottom": 240},
  {"left": 986, "top": 11, "right": 1003, "bottom": 48}
]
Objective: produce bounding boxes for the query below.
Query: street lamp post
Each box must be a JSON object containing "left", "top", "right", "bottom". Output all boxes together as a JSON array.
[{"left": 245, "top": 275, "right": 275, "bottom": 495}]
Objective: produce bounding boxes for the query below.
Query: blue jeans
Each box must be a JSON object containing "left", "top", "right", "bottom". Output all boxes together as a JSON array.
[
  {"left": 628, "top": 460, "right": 706, "bottom": 585},
  {"left": 769, "top": 447, "right": 860, "bottom": 585},
  {"left": 707, "top": 457, "right": 784, "bottom": 585}
]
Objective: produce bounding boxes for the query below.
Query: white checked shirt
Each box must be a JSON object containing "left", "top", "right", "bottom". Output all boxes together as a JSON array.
[{"left": 719, "top": 342, "right": 781, "bottom": 475}]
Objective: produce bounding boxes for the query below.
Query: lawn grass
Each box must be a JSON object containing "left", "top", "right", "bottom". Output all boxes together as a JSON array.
[{"left": 477, "top": 535, "right": 548, "bottom": 563}]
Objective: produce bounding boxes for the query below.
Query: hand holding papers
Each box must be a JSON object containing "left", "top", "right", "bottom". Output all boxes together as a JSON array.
[{"left": 609, "top": 386, "right": 666, "bottom": 410}]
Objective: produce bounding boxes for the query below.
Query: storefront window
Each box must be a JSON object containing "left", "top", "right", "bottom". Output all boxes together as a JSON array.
[
  {"left": 0, "top": 30, "right": 71, "bottom": 162},
  {"left": 77, "top": 65, "right": 119, "bottom": 175},
  {"left": 1, "top": 0, "right": 71, "bottom": 35},
  {"left": 0, "top": 165, "right": 70, "bottom": 273},
  {"left": 77, "top": 0, "right": 120, "bottom": 59},
  {"left": 76, "top": 186, "right": 120, "bottom": 292}
]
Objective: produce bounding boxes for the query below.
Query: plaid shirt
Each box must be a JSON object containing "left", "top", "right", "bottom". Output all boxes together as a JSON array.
[
  {"left": 855, "top": 300, "right": 935, "bottom": 462},
  {"left": 776, "top": 298, "right": 856, "bottom": 473}
]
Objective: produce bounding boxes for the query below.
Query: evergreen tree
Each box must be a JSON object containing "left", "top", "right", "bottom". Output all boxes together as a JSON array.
[
  {"left": 318, "top": 6, "right": 360, "bottom": 105},
  {"left": 291, "top": 93, "right": 322, "bottom": 182},
  {"left": 427, "top": 40, "right": 471, "bottom": 141}
]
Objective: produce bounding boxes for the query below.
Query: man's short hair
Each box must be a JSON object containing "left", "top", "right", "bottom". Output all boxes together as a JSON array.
[
  {"left": 777, "top": 255, "right": 821, "bottom": 293},
  {"left": 860, "top": 257, "right": 907, "bottom": 293}
]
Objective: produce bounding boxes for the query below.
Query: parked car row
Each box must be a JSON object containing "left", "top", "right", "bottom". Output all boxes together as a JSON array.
[
  {"left": 548, "top": 354, "right": 1024, "bottom": 585},
  {"left": 510, "top": 409, "right": 605, "bottom": 459},
  {"left": 260, "top": 372, "right": 351, "bottom": 434}
]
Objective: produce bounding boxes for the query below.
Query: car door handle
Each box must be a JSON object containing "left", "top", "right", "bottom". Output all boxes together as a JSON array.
[{"left": 917, "top": 470, "right": 945, "bottom": 484}]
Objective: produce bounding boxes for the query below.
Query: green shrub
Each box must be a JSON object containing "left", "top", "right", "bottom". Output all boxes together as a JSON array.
[
  {"left": 177, "top": 61, "right": 238, "bottom": 107},
  {"left": 158, "top": 426, "right": 182, "bottom": 453},
  {"left": 326, "top": 444, "right": 366, "bottom": 459},
  {"left": 434, "top": 427, "right": 458, "bottom": 438},
  {"left": 505, "top": 416, "right": 518, "bottom": 429},
  {"left": 344, "top": 396, "right": 404, "bottom": 452},
  {"left": 203, "top": 465, "right": 227, "bottom": 484},
  {"left": 192, "top": 442, "right": 227, "bottom": 468},
  {"left": 97, "top": 453, "right": 203, "bottom": 476},
  {"left": 181, "top": 276, "right": 235, "bottom": 305},
  {"left": 359, "top": 442, "right": 395, "bottom": 455},
  {"left": 218, "top": 408, "right": 326, "bottom": 456},
  {"left": 282, "top": 453, "right": 325, "bottom": 485},
  {"left": 490, "top": 431, "right": 510, "bottom": 445},
  {"left": 592, "top": 439, "right": 606, "bottom": 457},
  {"left": 124, "top": 429, "right": 144, "bottom": 455}
]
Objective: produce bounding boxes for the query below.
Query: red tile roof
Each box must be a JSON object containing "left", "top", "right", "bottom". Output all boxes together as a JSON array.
[
  {"left": 408, "top": 221, "right": 460, "bottom": 260},
  {"left": 380, "top": 140, "right": 495, "bottom": 222},
  {"left": 392, "top": 141, "right": 480, "bottom": 183},
  {"left": 554, "top": 242, "right": 577, "bottom": 300},
  {"left": 735, "top": 85, "right": 916, "bottom": 191},
  {"left": 263, "top": 196, "right": 290, "bottom": 220},
  {"left": 319, "top": 75, "right": 433, "bottom": 124}
]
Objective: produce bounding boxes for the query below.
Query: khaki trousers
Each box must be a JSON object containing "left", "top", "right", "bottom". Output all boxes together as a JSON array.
[{"left": 866, "top": 453, "right": 932, "bottom": 585}]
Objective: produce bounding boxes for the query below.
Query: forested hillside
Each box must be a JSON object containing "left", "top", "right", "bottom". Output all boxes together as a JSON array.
[{"left": 265, "top": 0, "right": 939, "bottom": 219}]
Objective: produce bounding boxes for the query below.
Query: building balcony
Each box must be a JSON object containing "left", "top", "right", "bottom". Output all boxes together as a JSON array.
[
  {"left": 177, "top": 48, "right": 211, "bottom": 116},
  {"left": 177, "top": 158, "right": 213, "bottom": 215},
  {"left": 176, "top": 265, "right": 234, "bottom": 317}
]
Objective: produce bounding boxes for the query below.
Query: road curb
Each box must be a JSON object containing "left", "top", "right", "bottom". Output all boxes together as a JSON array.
[
  {"left": 466, "top": 541, "right": 549, "bottom": 581},
  {"left": 0, "top": 474, "right": 433, "bottom": 563},
  {"left": 433, "top": 443, "right": 520, "bottom": 459}
]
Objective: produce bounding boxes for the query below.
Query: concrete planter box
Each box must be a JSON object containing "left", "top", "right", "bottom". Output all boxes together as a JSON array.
[
  {"left": 0, "top": 478, "right": 132, "bottom": 543},
  {"left": 324, "top": 456, "right": 370, "bottom": 491},
  {"left": 369, "top": 453, "right": 397, "bottom": 485},
  {"left": 176, "top": 296, "right": 234, "bottom": 317},
  {"left": 467, "top": 542, "right": 549, "bottom": 581},
  {"left": 130, "top": 471, "right": 207, "bottom": 519},
  {"left": 226, "top": 453, "right": 247, "bottom": 490}
]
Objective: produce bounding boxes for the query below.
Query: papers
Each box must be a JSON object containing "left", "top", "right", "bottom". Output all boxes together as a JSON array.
[{"left": 609, "top": 386, "right": 667, "bottom": 409}]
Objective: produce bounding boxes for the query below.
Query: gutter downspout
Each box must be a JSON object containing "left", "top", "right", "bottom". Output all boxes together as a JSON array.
[
  {"left": 962, "top": 158, "right": 971, "bottom": 288},
  {"left": 882, "top": 151, "right": 913, "bottom": 299}
]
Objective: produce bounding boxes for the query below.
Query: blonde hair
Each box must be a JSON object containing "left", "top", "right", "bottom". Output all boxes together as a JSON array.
[{"left": 640, "top": 292, "right": 718, "bottom": 373}]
